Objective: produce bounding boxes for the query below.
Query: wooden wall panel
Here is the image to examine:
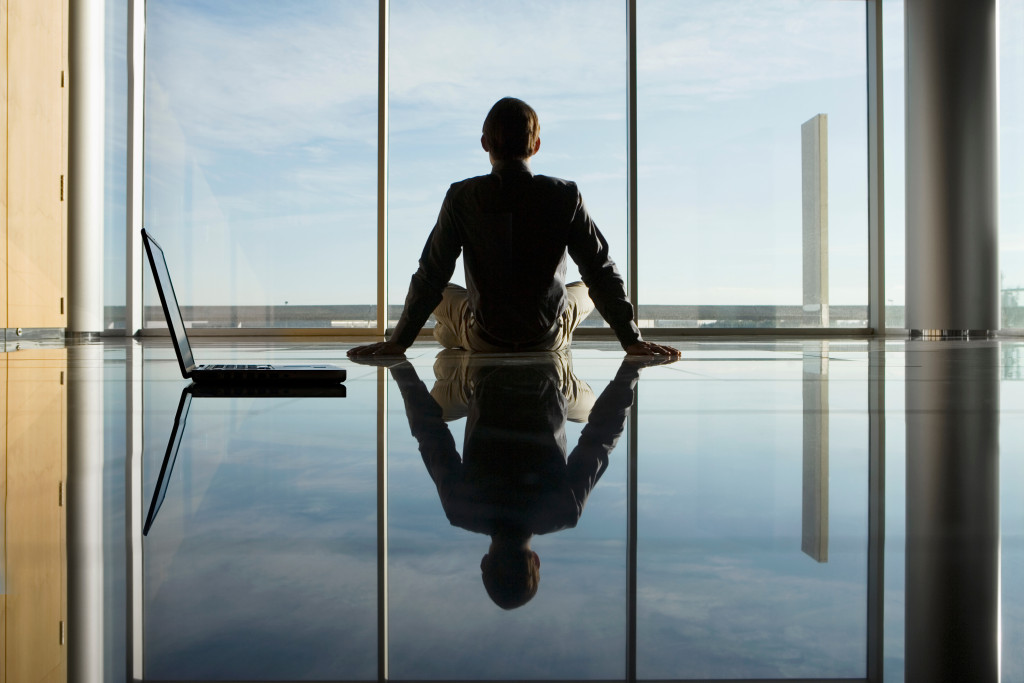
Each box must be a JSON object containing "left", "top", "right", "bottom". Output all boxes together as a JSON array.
[
  {"left": 1, "top": 0, "right": 9, "bottom": 330},
  {"left": 7, "top": 0, "right": 65, "bottom": 329},
  {"left": 5, "top": 350, "right": 67, "bottom": 683}
]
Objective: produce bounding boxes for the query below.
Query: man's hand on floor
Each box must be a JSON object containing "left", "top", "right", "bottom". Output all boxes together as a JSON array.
[
  {"left": 624, "top": 341, "right": 681, "bottom": 359},
  {"left": 347, "top": 341, "right": 409, "bottom": 363}
]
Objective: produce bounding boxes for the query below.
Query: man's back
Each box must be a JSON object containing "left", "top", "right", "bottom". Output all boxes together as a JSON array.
[{"left": 441, "top": 161, "right": 585, "bottom": 345}]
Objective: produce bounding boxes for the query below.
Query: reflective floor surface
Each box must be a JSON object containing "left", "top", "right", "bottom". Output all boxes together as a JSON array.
[{"left": 2, "top": 337, "right": 1023, "bottom": 682}]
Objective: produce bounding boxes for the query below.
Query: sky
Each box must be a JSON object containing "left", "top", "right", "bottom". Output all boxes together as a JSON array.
[
  {"left": 104, "top": 0, "right": 1024, "bottom": 322},
  {"left": 135, "top": 0, "right": 870, "bottom": 311}
]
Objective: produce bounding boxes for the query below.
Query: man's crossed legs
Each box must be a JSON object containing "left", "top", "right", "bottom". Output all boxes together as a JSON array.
[{"left": 432, "top": 282, "right": 596, "bottom": 352}]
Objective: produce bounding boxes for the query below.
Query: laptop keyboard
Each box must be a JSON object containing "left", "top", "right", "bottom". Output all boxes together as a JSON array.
[{"left": 205, "top": 364, "right": 273, "bottom": 370}]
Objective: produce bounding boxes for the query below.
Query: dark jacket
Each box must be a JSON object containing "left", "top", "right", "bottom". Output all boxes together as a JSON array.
[{"left": 390, "top": 160, "right": 641, "bottom": 349}]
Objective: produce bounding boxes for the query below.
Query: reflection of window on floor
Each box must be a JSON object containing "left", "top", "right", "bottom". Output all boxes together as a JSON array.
[{"left": 130, "top": 302, "right": 876, "bottom": 330}]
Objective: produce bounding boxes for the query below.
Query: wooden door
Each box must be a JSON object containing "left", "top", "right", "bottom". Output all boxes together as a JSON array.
[{"left": 6, "top": 0, "right": 67, "bottom": 329}]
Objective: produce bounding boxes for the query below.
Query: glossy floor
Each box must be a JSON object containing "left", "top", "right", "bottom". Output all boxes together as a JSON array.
[{"left": 3, "top": 337, "right": 1022, "bottom": 682}]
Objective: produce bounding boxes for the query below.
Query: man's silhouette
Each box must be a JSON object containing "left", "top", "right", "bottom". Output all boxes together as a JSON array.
[
  {"left": 349, "top": 97, "right": 679, "bottom": 359},
  {"left": 381, "top": 352, "right": 661, "bottom": 608}
]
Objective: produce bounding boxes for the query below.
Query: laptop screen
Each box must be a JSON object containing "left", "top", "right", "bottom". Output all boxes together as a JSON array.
[{"left": 142, "top": 230, "right": 197, "bottom": 375}]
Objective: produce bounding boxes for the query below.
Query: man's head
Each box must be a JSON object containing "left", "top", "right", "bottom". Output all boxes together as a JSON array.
[
  {"left": 481, "top": 97, "right": 541, "bottom": 162},
  {"left": 480, "top": 542, "right": 541, "bottom": 610}
]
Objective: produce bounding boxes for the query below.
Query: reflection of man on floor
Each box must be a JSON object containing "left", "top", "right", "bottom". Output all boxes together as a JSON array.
[
  {"left": 348, "top": 97, "right": 679, "bottom": 360},
  {"left": 383, "top": 351, "right": 667, "bottom": 609}
]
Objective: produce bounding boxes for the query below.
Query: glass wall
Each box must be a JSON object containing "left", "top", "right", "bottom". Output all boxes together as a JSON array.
[
  {"left": 105, "top": 0, "right": 129, "bottom": 331},
  {"left": 133, "top": 0, "right": 1024, "bottom": 334},
  {"left": 882, "top": 0, "right": 905, "bottom": 329},
  {"left": 636, "top": 0, "right": 868, "bottom": 329},
  {"left": 387, "top": 0, "right": 627, "bottom": 329},
  {"left": 142, "top": 0, "right": 378, "bottom": 330},
  {"left": 104, "top": 0, "right": 1024, "bottom": 334},
  {"left": 137, "top": 0, "right": 875, "bottom": 335},
  {"left": 1001, "top": 0, "right": 1024, "bottom": 328}
]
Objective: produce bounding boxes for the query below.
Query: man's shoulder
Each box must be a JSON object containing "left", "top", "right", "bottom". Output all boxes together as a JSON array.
[
  {"left": 446, "top": 173, "right": 494, "bottom": 195},
  {"left": 451, "top": 173, "right": 493, "bottom": 187},
  {"left": 449, "top": 171, "right": 578, "bottom": 187},
  {"left": 445, "top": 170, "right": 580, "bottom": 202},
  {"left": 533, "top": 173, "right": 578, "bottom": 192}
]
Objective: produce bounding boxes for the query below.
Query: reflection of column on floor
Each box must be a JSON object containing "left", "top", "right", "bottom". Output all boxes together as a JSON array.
[
  {"left": 802, "top": 114, "right": 829, "bottom": 328},
  {"left": 127, "top": 340, "right": 145, "bottom": 680},
  {"left": 802, "top": 341, "right": 829, "bottom": 563},
  {"left": 68, "top": 344, "right": 106, "bottom": 682},
  {"left": 905, "top": 343, "right": 999, "bottom": 683},
  {"left": 3, "top": 349, "right": 68, "bottom": 683}
]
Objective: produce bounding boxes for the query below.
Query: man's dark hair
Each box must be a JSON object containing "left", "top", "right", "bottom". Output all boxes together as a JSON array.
[
  {"left": 481, "top": 547, "right": 540, "bottom": 610},
  {"left": 482, "top": 97, "right": 540, "bottom": 162}
]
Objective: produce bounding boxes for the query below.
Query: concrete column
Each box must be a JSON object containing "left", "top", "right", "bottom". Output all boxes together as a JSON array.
[
  {"left": 68, "top": 0, "right": 107, "bottom": 335},
  {"left": 905, "top": 342, "right": 1000, "bottom": 683},
  {"left": 905, "top": 0, "right": 998, "bottom": 333}
]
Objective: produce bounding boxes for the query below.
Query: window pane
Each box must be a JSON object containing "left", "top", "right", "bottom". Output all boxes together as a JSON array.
[
  {"left": 883, "top": 0, "right": 906, "bottom": 329},
  {"left": 143, "top": 0, "right": 377, "bottom": 330},
  {"left": 637, "top": 0, "right": 868, "bottom": 329},
  {"left": 106, "top": 0, "right": 128, "bottom": 330},
  {"left": 1001, "top": 0, "right": 1024, "bottom": 328},
  {"left": 387, "top": 0, "right": 627, "bottom": 330}
]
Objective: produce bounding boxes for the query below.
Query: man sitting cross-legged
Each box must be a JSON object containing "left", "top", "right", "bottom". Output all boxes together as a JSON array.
[{"left": 348, "top": 97, "right": 679, "bottom": 359}]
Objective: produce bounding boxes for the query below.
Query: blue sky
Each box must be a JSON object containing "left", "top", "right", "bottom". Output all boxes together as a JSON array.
[
  {"left": 136, "top": 0, "right": 871, "bottom": 310},
  {"left": 109, "top": 0, "right": 1024, "bottom": 319}
]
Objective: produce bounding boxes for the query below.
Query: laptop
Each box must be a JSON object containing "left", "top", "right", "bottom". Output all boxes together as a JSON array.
[
  {"left": 143, "top": 382, "right": 347, "bottom": 536},
  {"left": 142, "top": 228, "right": 347, "bottom": 383}
]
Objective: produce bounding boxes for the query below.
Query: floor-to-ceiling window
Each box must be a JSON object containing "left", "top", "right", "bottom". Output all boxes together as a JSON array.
[
  {"left": 386, "top": 0, "right": 627, "bottom": 330},
  {"left": 106, "top": 0, "right": 129, "bottom": 331},
  {"left": 1001, "top": 0, "right": 1024, "bottom": 328},
  {"left": 142, "top": 0, "right": 379, "bottom": 330},
  {"left": 882, "top": 0, "right": 905, "bottom": 329},
  {"left": 125, "top": 1, "right": 905, "bottom": 335},
  {"left": 635, "top": 0, "right": 868, "bottom": 329}
]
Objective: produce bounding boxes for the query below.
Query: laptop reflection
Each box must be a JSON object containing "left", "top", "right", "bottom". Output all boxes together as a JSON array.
[{"left": 143, "top": 383, "right": 347, "bottom": 536}]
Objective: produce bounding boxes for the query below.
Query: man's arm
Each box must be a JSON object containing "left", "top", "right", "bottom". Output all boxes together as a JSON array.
[
  {"left": 349, "top": 190, "right": 462, "bottom": 358},
  {"left": 565, "top": 188, "right": 680, "bottom": 357},
  {"left": 564, "top": 193, "right": 639, "bottom": 348}
]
